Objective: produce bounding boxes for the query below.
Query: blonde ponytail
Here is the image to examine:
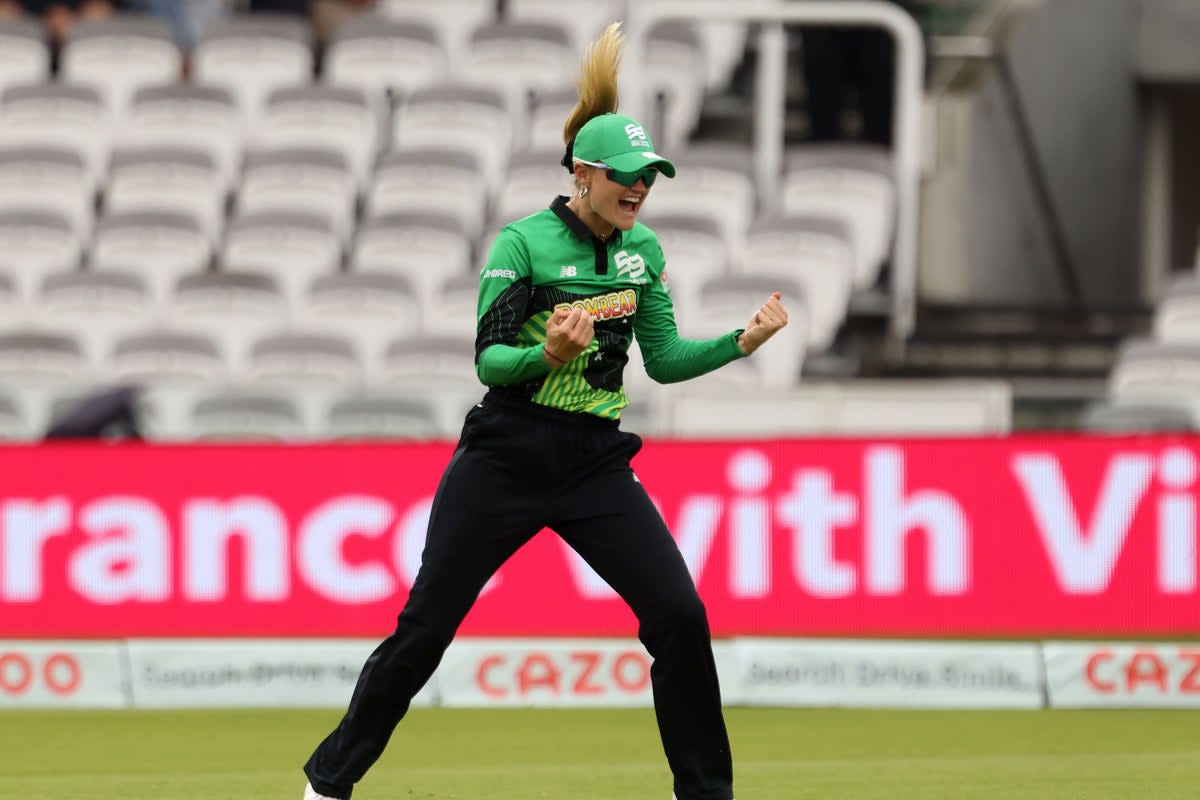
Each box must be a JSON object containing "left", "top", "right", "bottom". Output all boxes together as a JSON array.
[{"left": 562, "top": 21, "right": 624, "bottom": 146}]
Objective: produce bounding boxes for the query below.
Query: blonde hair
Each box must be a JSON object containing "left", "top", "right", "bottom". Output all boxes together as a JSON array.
[{"left": 562, "top": 21, "right": 624, "bottom": 146}]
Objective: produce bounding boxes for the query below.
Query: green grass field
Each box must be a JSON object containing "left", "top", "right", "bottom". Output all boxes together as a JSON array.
[{"left": 3, "top": 707, "right": 1199, "bottom": 799}]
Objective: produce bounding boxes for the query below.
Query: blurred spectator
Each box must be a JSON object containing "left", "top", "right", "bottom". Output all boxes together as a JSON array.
[
  {"left": 0, "top": 0, "right": 115, "bottom": 47},
  {"left": 796, "top": 0, "right": 935, "bottom": 147},
  {"left": 310, "top": 0, "right": 374, "bottom": 45},
  {"left": 121, "top": 0, "right": 229, "bottom": 51}
]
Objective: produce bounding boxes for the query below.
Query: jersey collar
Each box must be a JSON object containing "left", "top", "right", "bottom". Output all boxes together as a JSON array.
[{"left": 550, "top": 195, "right": 624, "bottom": 246}]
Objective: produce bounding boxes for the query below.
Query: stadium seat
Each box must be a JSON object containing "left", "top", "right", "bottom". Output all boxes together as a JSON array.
[
  {"left": 0, "top": 83, "right": 108, "bottom": 189},
  {"left": 641, "top": 21, "right": 707, "bottom": 149},
  {"left": 782, "top": 144, "right": 897, "bottom": 291},
  {"left": 167, "top": 271, "right": 290, "bottom": 371},
  {"left": 299, "top": 271, "right": 422, "bottom": 371},
  {"left": 1080, "top": 399, "right": 1195, "bottom": 433},
  {"left": 245, "top": 331, "right": 364, "bottom": 396},
  {"left": 123, "top": 84, "right": 242, "bottom": 194},
  {"left": 680, "top": 274, "right": 807, "bottom": 388},
  {"left": 0, "top": 388, "right": 28, "bottom": 439},
  {"left": 376, "top": 334, "right": 479, "bottom": 390},
  {"left": 741, "top": 214, "right": 855, "bottom": 352},
  {"left": 193, "top": 14, "right": 314, "bottom": 123},
  {"left": 425, "top": 273, "right": 479, "bottom": 340},
  {"left": 506, "top": 0, "right": 622, "bottom": 54},
  {"left": 391, "top": 83, "right": 513, "bottom": 193},
  {"left": 1153, "top": 274, "right": 1200, "bottom": 343},
  {"left": 351, "top": 211, "right": 472, "bottom": 308},
  {"left": 323, "top": 15, "right": 447, "bottom": 116},
  {"left": 0, "top": 146, "right": 93, "bottom": 239},
  {"left": 1109, "top": 338, "right": 1200, "bottom": 416},
  {"left": 106, "top": 146, "right": 225, "bottom": 243},
  {"left": 91, "top": 210, "right": 211, "bottom": 300},
  {"left": 455, "top": 21, "right": 574, "bottom": 124},
  {"left": 638, "top": 0, "right": 751, "bottom": 91},
  {"left": 259, "top": 85, "right": 376, "bottom": 188},
  {"left": 0, "top": 329, "right": 91, "bottom": 384},
  {"left": 644, "top": 144, "right": 755, "bottom": 262},
  {"left": 324, "top": 392, "right": 443, "bottom": 440},
  {"left": 378, "top": 0, "right": 498, "bottom": 66},
  {"left": 494, "top": 148, "right": 574, "bottom": 223},
  {"left": 639, "top": 211, "right": 729, "bottom": 314},
  {"left": 0, "top": 19, "right": 49, "bottom": 96},
  {"left": 61, "top": 17, "right": 180, "bottom": 114},
  {"left": 236, "top": 147, "right": 355, "bottom": 244},
  {"left": 0, "top": 209, "right": 82, "bottom": 297},
  {"left": 37, "top": 270, "right": 156, "bottom": 364},
  {"left": 366, "top": 148, "right": 487, "bottom": 241},
  {"left": 221, "top": 210, "right": 341, "bottom": 304},
  {"left": 186, "top": 389, "right": 308, "bottom": 441},
  {"left": 525, "top": 85, "right": 576, "bottom": 153},
  {"left": 109, "top": 328, "right": 229, "bottom": 385},
  {"left": 0, "top": 270, "right": 22, "bottom": 326}
]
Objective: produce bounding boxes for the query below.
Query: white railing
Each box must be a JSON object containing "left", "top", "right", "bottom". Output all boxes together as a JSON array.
[{"left": 622, "top": 0, "right": 925, "bottom": 340}]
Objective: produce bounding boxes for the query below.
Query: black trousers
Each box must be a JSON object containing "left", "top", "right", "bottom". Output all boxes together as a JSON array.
[{"left": 303, "top": 390, "right": 734, "bottom": 800}]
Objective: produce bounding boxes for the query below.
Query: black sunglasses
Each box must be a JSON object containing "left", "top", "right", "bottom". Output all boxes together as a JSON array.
[{"left": 603, "top": 166, "right": 659, "bottom": 188}]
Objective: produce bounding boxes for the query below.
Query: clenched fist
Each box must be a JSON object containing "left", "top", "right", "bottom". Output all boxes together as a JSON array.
[
  {"left": 737, "top": 292, "right": 789, "bottom": 356},
  {"left": 543, "top": 306, "right": 595, "bottom": 368}
]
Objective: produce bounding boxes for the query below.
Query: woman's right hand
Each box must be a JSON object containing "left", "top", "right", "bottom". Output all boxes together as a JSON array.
[{"left": 543, "top": 307, "right": 594, "bottom": 368}]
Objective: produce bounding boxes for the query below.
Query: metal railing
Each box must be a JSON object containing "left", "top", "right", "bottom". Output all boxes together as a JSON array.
[{"left": 622, "top": 0, "right": 926, "bottom": 340}]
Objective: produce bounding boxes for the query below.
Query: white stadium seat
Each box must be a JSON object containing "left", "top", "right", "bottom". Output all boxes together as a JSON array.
[
  {"left": 782, "top": 144, "right": 897, "bottom": 291},
  {"left": 37, "top": 270, "right": 156, "bottom": 364},
  {"left": 193, "top": 14, "right": 313, "bottom": 123},
  {"left": 640, "top": 211, "right": 729, "bottom": 314},
  {"left": 221, "top": 210, "right": 342, "bottom": 304},
  {"left": 392, "top": 83, "right": 512, "bottom": 193},
  {"left": 640, "top": 21, "right": 707, "bottom": 149},
  {"left": 377, "top": 334, "right": 479, "bottom": 391},
  {"left": 366, "top": 148, "right": 487, "bottom": 241},
  {"left": 61, "top": 17, "right": 180, "bottom": 114},
  {"left": 0, "top": 270, "right": 22, "bottom": 326},
  {"left": 245, "top": 330, "right": 364, "bottom": 389},
  {"left": 741, "top": 215, "right": 855, "bottom": 352},
  {"left": 236, "top": 147, "right": 356, "bottom": 244},
  {"left": 123, "top": 84, "right": 242, "bottom": 194},
  {"left": 0, "top": 146, "right": 93, "bottom": 239},
  {"left": 0, "top": 83, "right": 108, "bottom": 189},
  {"left": 0, "top": 20, "right": 50, "bottom": 96},
  {"left": 494, "top": 148, "right": 574, "bottom": 223},
  {"left": 1154, "top": 274, "right": 1200, "bottom": 343},
  {"left": 351, "top": 211, "right": 472, "bottom": 309},
  {"left": 106, "top": 146, "right": 225, "bottom": 243},
  {"left": 167, "top": 271, "right": 290, "bottom": 371},
  {"left": 299, "top": 271, "right": 423, "bottom": 372},
  {"left": 323, "top": 16, "right": 448, "bottom": 112},
  {"left": 324, "top": 392, "right": 443, "bottom": 440},
  {"left": 424, "top": 273, "right": 479, "bottom": 340},
  {"left": 91, "top": 210, "right": 211, "bottom": 300},
  {"left": 0, "top": 209, "right": 82, "bottom": 297},
  {"left": 1109, "top": 339, "right": 1200, "bottom": 420},
  {"left": 378, "top": 0, "right": 498, "bottom": 66},
  {"left": 506, "top": 0, "right": 622, "bottom": 54},
  {"left": 0, "top": 329, "right": 91, "bottom": 384},
  {"left": 679, "top": 274, "right": 807, "bottom": 388},
  {"left": 259, "top": 85, "right": 376, "bottom": 188},
  {"left": 186, "top": 389, "right": 308, "bottom": 442},
  {"left": 644, "top": 145, "right": 755, "bottom": 262},
  {"left": 109, "top": 328, "right": 229, "bottom": 385},
  {"left": 454, "top": 21, "right": 574, "bottom": 124},
  {"left": 524, "top": 85, "right": 576, "bottom": 153},
  {"left": 0, "top": 388, "right": 30, "bottom": 440}
]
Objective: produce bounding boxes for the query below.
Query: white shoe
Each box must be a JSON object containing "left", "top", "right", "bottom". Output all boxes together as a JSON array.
[{"left": 304, "top": 782, "right": 338, "bottom": 800}]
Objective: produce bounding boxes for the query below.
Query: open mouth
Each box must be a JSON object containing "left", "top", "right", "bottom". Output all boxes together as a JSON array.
[{"left": 619, "top": 195, "right": 641, "bottom": 214}]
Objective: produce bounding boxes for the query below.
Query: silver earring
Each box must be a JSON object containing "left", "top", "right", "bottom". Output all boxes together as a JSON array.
[{"left": 579, "top": 185, "right": 589, "bottom": 198}]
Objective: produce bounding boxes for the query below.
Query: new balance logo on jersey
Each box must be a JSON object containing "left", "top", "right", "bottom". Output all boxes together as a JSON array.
[
  {"left": 614, "top": 250, "right": 648, "bottom": 283},
  {"left": 482, "top": 268, "right": 516, "bottom": 280},
  {"left": 559, "top": 265, "right": 578, "bottom": 277}
]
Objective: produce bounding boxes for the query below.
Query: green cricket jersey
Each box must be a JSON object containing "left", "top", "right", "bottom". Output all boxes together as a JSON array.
[{"left": 475, "top": 195, "right": 745, "bottom": 420}]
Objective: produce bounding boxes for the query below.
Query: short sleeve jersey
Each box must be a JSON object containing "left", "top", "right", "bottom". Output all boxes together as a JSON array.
[{"left": 475, "top": 196, "right": 744, "bottom": 420}]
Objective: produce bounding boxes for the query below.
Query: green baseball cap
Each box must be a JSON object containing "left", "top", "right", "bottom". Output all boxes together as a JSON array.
[{"left": 572, "top": 113, "right": 676, "bottom": 178}]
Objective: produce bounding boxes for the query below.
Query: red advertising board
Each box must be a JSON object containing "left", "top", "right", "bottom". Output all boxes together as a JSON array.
[{"left": 1, "top": 437, "right": 1198, "bottom": 637}]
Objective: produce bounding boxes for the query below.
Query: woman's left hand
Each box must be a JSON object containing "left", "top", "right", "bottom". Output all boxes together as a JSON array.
[{"left": 736, "top": 292, "right": 789, "bottom": 356}]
